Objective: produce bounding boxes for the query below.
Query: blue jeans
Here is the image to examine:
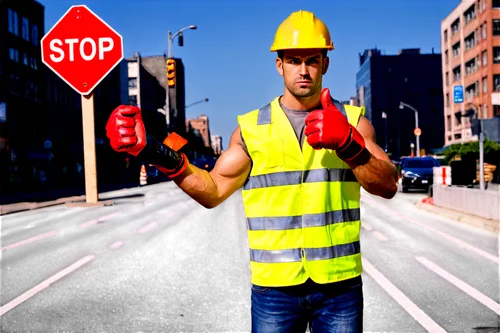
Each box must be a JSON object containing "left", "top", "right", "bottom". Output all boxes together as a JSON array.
[{"left": 251, "top": 276, "right": 363, "bottom": 333}]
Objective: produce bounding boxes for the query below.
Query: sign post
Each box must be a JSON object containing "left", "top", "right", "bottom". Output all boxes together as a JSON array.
[{"left": 41, "top": 5, "right": 123, "bottom": 204}]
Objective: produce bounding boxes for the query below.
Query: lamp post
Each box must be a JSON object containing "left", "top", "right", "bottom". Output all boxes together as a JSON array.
[
  {"left": 164, "top": 24, "right": 197, "bottom": 131},
  {"left": 186, "top": 98, "right": 209, "bottom": 109},
  {"left": 399, "top": 102, "right": 420, "bottom": 157},
  {"left": 465, "top": 103, "right": 484, "bottom": 191}
]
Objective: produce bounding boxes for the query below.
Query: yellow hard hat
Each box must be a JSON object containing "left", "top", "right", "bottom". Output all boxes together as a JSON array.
[{"left": 270, "top": 10, "right": 334, "bottom": 52}]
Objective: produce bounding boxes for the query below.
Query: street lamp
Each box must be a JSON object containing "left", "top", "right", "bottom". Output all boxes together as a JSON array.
[
  {"left": 399, "top": 101, "right": 420, "bottom": 157},
  {"left": 186, "top": 98, "right": 209, "bottom": 109},
  {"left": 164, "top": 24, "right": 197, "bottom": 131},
  {"left": 465, "top": 103, "right": 485, "bottom": 191}
]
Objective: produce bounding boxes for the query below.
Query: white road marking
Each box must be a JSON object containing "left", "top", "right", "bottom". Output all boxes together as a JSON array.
[
  {"left": 97, "top": 211, "right": 122, "bottom": 222},
  {"left": 137, "top": 222, "right": 158, "bottom": 234},
  {"left": 361, "top": 222, "right": 373, "bottom": 231},
  {"left": 372, "top": 231, "right": 388, "bottom": 241},
  {"left": 0, "top": 255, "right": 95, "bottom": 316},
  {"left": 361, "top": 195, "right": 500, "bottom": 265},
  {"left": 78, "top": 220, "right": 97, "bottom": 228},
  {"left": 0, "top": 230, "right": 57, "bottom": 252},
  {"left": 128, "top": 204, "right": 142, "bottom": 210},
  {"left": 362, "top": 258, "right": 447, "bottom": 333},
  {"left": 109, "top": 241, "right": 123, "bottom": 249},
  {"left": 416, "top": 256, "right": 500, "bottom": 315}
]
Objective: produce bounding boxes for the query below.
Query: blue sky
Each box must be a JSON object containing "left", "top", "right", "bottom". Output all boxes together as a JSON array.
[{"left": 39, "top": 0, "right": 460, "bottom": 147}]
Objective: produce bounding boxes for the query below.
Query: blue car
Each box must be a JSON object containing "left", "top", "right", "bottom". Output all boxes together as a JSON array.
[{"left": 400, "top": 156, "right": 440, "bottom": 192}]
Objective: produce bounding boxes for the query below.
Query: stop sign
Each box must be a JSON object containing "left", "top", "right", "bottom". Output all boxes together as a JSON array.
[{"left": 41, "top": 5, "right": 123, "bottom": 95}]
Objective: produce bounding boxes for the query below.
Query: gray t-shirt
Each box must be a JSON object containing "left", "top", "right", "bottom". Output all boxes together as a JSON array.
[{"left": 240, "top": 97, "right": 322, "bottom": 155}]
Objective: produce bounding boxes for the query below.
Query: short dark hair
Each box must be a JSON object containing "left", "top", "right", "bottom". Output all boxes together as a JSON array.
[{"left": 277, "top": 49, "right": 328, "bottom": 60}]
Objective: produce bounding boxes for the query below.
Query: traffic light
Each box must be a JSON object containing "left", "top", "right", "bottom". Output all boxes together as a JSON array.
[{"left": 166, "top": 58, "right": 176, "bottom": 87}]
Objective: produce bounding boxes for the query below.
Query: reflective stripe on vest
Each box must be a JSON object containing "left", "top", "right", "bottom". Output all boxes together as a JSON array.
[{"left": 237, "top": 97, "right": 364, "bottom": 287}]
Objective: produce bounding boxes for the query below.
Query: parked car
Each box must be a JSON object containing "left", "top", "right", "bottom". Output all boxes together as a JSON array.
[{"left": 399, "top": 156, "right": 440, "bottom": 192}]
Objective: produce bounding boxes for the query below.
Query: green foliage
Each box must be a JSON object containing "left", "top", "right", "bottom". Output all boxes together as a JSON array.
[{"left": 443, "top": 139, "right": 500, "bottom": 164}]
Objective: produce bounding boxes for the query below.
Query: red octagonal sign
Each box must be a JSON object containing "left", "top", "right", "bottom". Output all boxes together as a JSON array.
[{"left": 41, "top": 5, "right": 123, "bottom": 95}]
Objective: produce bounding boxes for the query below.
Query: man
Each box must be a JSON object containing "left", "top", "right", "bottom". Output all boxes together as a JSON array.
[{"left": 106, "top": 10, "right": 398, "bottom": 333}]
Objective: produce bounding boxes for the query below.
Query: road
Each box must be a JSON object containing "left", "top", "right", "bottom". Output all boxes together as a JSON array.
[{"left": 0, "top": 182, "right": 498, "bottom": 332}]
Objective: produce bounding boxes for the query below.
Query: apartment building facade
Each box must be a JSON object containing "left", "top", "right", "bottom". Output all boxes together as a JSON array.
[{"left": 441, "top": 0, "right": 500, "bottom": 145}]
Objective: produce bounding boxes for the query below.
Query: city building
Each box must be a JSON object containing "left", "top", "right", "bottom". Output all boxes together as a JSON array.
[
  {"left": 126, "top": 53, "right": 168, "bottom": 140},
  {"left": 186, "top": 114, "right": 212, "bottom": 147},
  {"left": 356, "top": 48, "right": 445, "bottom": 159},
  {"left": 211, "top": 134, "right": 223, "bottom": 155},
  {"left": 441, "top": 0, "right": 500, "bottom": 145}
]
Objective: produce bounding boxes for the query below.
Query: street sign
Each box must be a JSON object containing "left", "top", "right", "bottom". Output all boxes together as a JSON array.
[
  {"left": 41, "top": 5, "right": 123, "bottom": 95},
  {"left": 454, "top": 85, "right": 464, "bottom": 103},
  {"left": 40, "top": 5, "right": 122, "bottom": 206},
  {"left": 414, "top": 127, "right": 422, "bottom": 136}
]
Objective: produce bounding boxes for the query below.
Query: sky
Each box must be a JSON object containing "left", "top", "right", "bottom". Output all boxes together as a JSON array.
[{"left": 38, "top": 0, "right": 461, "bottom": 147}]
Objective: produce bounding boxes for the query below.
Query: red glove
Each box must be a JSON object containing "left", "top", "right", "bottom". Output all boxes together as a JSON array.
[
  {"left": 305, "top": 88, "right": 371, "bottom": 165},
  {"left": 105, "top": 105, "right": 146, "bottom": 157}
]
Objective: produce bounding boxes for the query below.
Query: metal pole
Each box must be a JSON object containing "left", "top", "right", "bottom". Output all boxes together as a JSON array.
[
  {"left": 479, "top": 119, "right": 485, "bottom": 191},
  {"left": 165, "top": 31, "right": 172, "bottom": 132},
  {"left": 415, "top": 110, "right": 420, "bottom": 157}
]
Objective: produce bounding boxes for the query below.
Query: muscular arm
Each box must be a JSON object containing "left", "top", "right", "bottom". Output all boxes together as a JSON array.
[
  {"left": 345, "top": 116, "right": 398, "bottom": 199},
  {"left": 172, "top": 126, "right": 252, "bottom": 208}
]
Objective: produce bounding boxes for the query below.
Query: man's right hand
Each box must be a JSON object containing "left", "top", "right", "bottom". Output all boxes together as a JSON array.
[{"left": 106, "top": 105, "right": 146, "bottom": 157}]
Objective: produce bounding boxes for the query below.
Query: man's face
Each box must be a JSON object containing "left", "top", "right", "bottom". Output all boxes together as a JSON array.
[{"left": 276, "top": 49, "right": 329, "bottom": 99}]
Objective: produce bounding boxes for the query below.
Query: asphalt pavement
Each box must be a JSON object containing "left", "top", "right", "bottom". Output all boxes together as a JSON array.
[{"left": 1, "top": 182, "right": 498, "bottom": 332}]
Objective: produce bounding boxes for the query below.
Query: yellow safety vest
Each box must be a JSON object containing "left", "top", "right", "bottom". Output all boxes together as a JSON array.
[{"left": 238, "top": 97, "right": 365, "bottom": 287}]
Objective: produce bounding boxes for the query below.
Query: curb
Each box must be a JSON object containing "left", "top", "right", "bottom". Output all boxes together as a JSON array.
[
  {"left": 0, "top": 182, "right": 174, "bottom": 217},
  {"left": 416, "top": 201, "right": 499, "bottom": 233}
]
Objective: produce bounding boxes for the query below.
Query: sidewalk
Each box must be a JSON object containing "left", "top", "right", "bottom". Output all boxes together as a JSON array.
[
  {"left": 0, "top": 182, "right": 175, "bottom": 216},
  {"left": 416, "top": 198, "right": 499, "bottom": 233}
]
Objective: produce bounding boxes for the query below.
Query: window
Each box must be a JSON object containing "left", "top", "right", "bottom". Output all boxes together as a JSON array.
[
  {"left": 494, "top": 0, "right": 500, "bottom": 8},
  {"left": 9, "top": 48, "right": 19, "bottom": 62},
  {"left": 128, "top": 78, "right": 137, "bottom": 88},
  {"left": 464, "top": 30, "right": 478, "bottom": 51},
  {"left": 484, "top": 104, "right": 488, "bottom": 118},
  {"left": 494, "top": 74, "right": 500, "bottom": 91},
  {"left": 30, "top": 57, "right": 38, "bottom": 70},
  {"left": 446, "top": 93, "right": 450, "bottom": 107},
  {"left": 483, "top": 50, "right": 488, "bottom": 66},
  {"left": 453, "top": 65, "right": 461, "bottom": 82},
  {"left": 483, "top": 76, "right": 488, "bottom": 93},
  {"left": 465, "top": 81, "right": 479, "bottom": 99},
  {"left": 493, "top": 19, "right": 500, "bottom": 35},
  {"left": 9, "top": 74, "right": 21, "bottom": 94},
  {"left": 483, "top": 0, "right": 488, "bottom": 10},
  {"left": 447, "top": 115, "right": 452, "bottom": 131},
  {"left": 129, "top": 95, "right": 137, "bottom": 105},
  {"left": 22, "top": 53, "right": 28, "bottom": 66},
  {"left": 8, "top": 9, "right": 18, "bottom": 35},
  {"left": 494, "top": 47, "right": 500, "bottom": 63},
  {"left": 32, "top": 24, "right": 39, "bottom": 46},
  {"left": 451, "top": 18, "right": 460, "bottom": 36},
  {"left": 495, "top": 105, "right": 500, "bottom": 116},
  {"left": 21, "top": 17, "right": 29, "bottom": 41},
  {"left": 444, "top": 29, "right": 448, "bottom": 42},
  {"left": 446, "top": 72, "right": 449, "bottom": 86},
  {"left": 452, "top": 41, "right": 461, "bottom": 58},
  {"left": 445, "top": 50, "right": 449, "bottom": 65},
  {"left": 465, "top": 57, "right": 478, "bottom": 75},
  {"left": 464, "top": 5, "right": 476, "bottom": 25},
  {"left": 481, "top": 23, "right": 487, "bottom": 39}
]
